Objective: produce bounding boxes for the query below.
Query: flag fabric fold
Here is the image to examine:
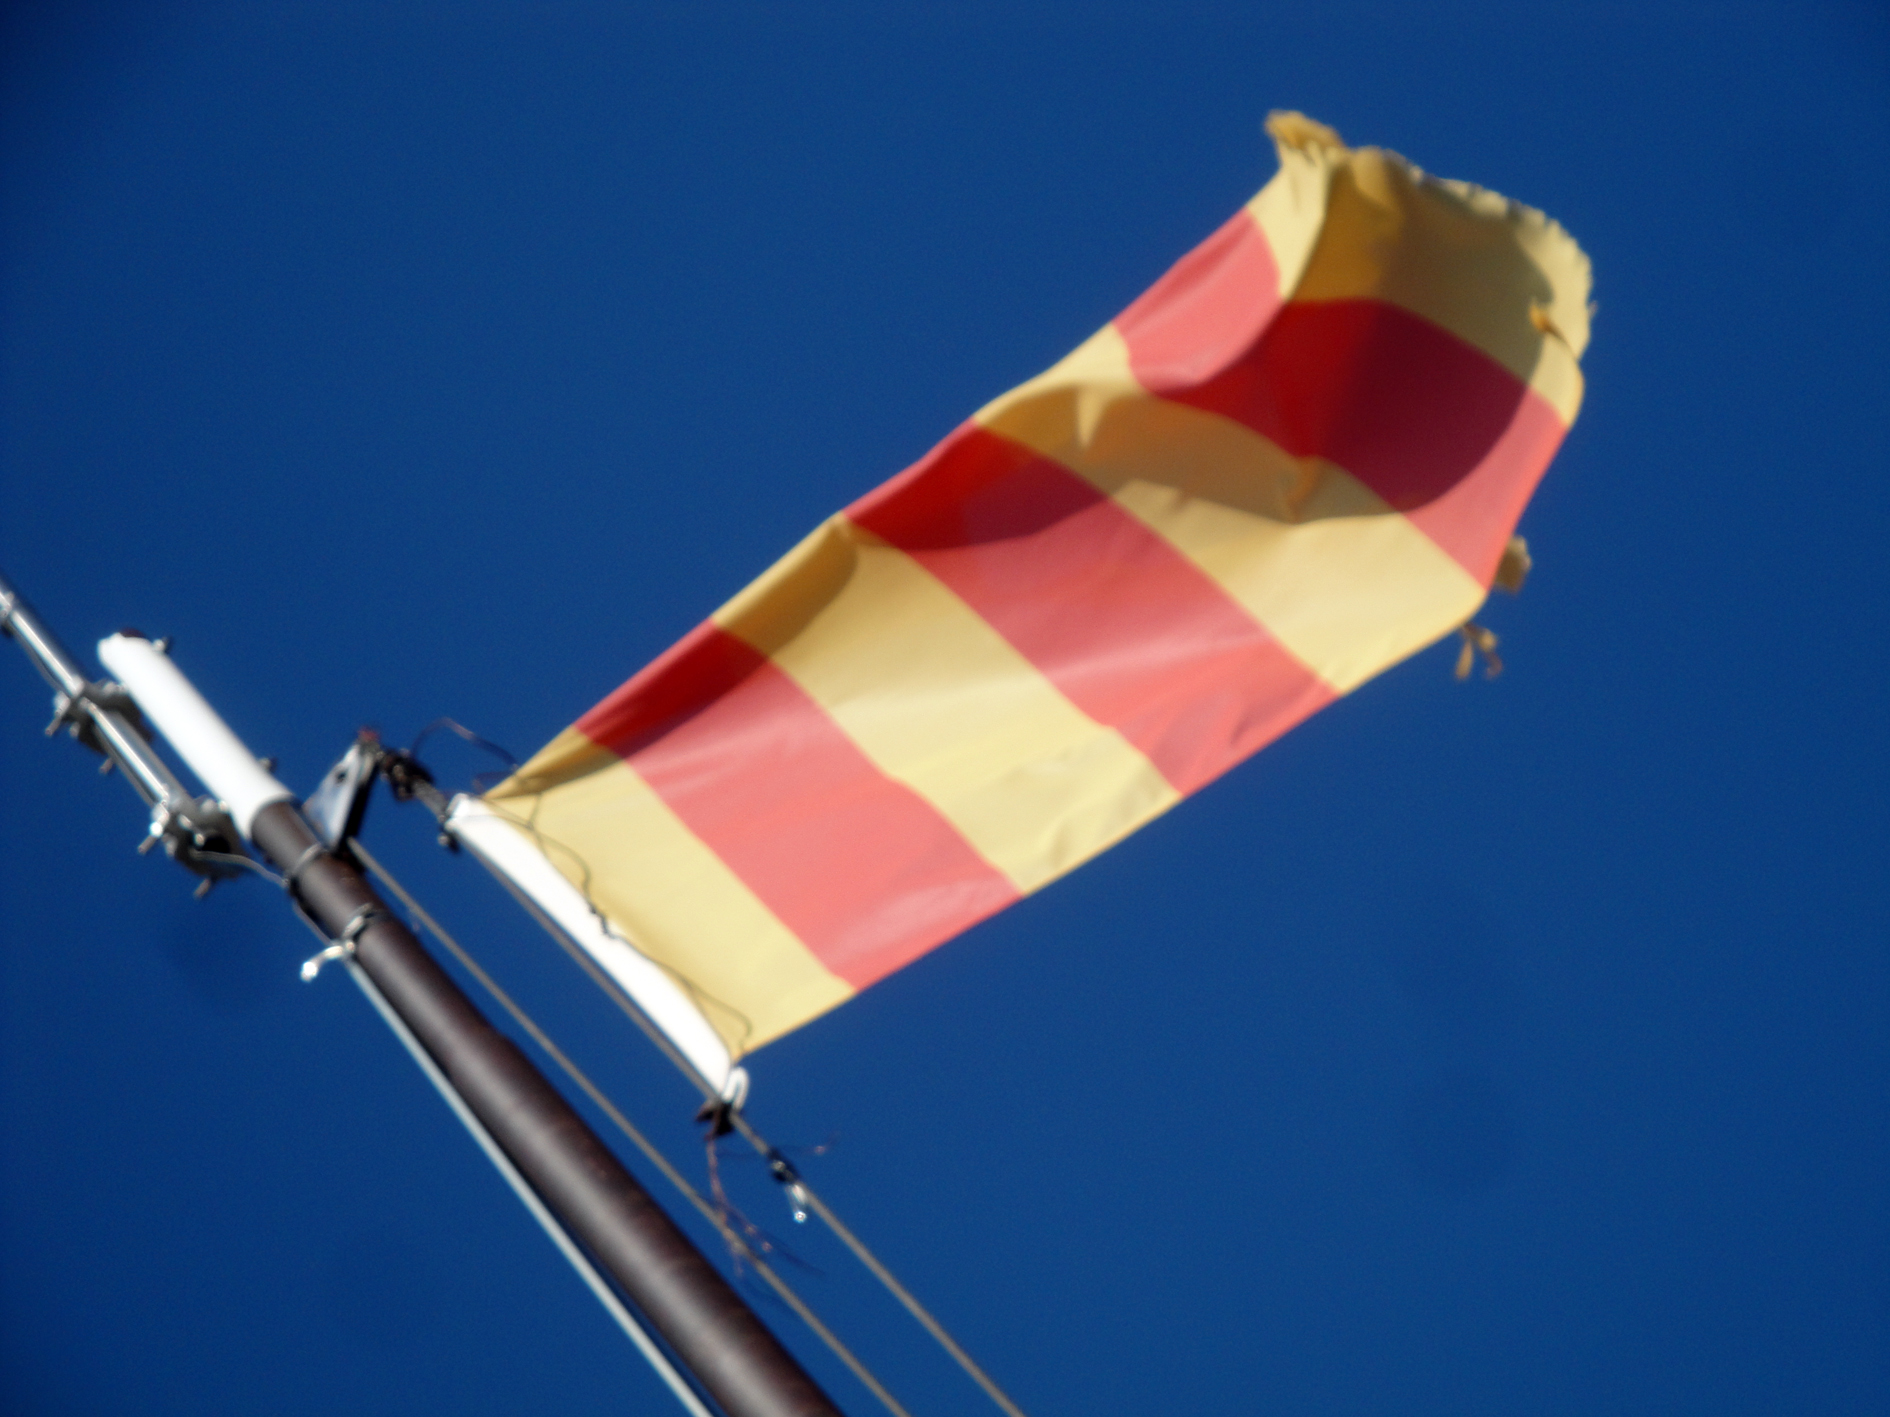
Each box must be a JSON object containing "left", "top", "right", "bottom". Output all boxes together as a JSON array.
[{"left": 484, "top": 113, "right": 1591, "bottom": 1055}]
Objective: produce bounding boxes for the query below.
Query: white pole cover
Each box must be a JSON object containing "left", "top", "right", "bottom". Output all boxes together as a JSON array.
[
  {"left": 446, "top": 796, "right": 746, "bottom": 1104},
  {"left": 97, "top": 633, "right": 293, "bottom": 835}
]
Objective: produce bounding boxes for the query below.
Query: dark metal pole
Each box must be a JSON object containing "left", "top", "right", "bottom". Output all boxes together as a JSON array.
[
  {"left": 253, "top": 803, "right": 842, "bottom": 1417},
  {"left": 1, "top": 571, "right": 843, "bottom": 1417}
]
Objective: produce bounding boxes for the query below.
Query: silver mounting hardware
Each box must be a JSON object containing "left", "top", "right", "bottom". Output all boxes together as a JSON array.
[
  {"left": 134, "top": 793, "right": 246, "bottom": 894},
  {"left": 45, "top": 679, "right": 145, "bottom": 753},
  {"left": 299, "top": 903, "right": 385, "bottom": 981},
  {"left": 298, "top": 942, "right": 351, "bottom": 981},
  {"left": 0, "top": 579, "right": 248, "bottom": 897}
]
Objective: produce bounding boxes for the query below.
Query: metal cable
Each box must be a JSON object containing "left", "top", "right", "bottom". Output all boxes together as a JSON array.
[{"left": 349, "top": 839, "right": 915, "bottom": 1417}]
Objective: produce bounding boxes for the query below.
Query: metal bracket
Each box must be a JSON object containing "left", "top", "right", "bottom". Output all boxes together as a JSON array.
[
  {"left": 766, "top": 1152, "right": 812, "bottom": 1224},
  {"left": 299, "top": 903, "right": 385, "bottom": 981},
  {"left": 379, "top": 745, "right": 454, "bottom": 832},
  {"left": 1, "top": 593, "right": 246, "bottom": 896},
  {"left": 303, "top": 732, "right": 383, "bottom": 853},
  {"left": 44, "top": 678, "right": 146, "bottom": 756},
  {"left": 138, "top": 794, "right": 248, "bottom": 895}
]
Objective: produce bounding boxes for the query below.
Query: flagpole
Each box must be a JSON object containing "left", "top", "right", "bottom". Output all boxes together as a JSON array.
[
  {"left": 335, "top": 952, "right": 717, "bottom": 1417},
  {"left": 1, "top": 573, "right": 843, "bottom": 1417}
]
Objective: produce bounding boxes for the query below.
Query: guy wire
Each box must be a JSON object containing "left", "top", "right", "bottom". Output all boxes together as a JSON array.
[{"left": 349, "top": 838, "right": 915, "bottom": 1417}]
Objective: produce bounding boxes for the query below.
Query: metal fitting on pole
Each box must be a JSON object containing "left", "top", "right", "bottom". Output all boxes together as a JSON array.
[{"left": 1, "top": 573, "right": 246, "bottom": 891}]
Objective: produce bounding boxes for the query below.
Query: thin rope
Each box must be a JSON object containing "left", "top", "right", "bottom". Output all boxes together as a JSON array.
[
  {"left": 458, "top": 825, "right": 728, "bottom": 1088},
  {"left": 469, "top": 796, "right": 758, "bottom": 1055},
  {"left": 409, "top": 716, "right": 519, "bottom": 769},
  {"left": 349, "top": 839, "right": 916, "bottom": 1417},
  {"left": 408, "top": 717, "right": 522, "bottom": 794}
]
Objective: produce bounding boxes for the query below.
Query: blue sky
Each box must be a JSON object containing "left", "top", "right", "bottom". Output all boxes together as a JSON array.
[{"left": 3, "top": 3, "right": 1886, "bottom": 1413}]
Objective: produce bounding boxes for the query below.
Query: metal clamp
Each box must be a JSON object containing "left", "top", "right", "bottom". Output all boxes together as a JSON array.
[
  {"left": 766, "top": 1151, "right": 812, "bottom": 1224},
  {"left": 283, "top": 841, "right": 329, "bottom": 899},
  {"left": 135, "top": 794, "right": 247, "bottom": 896},
  {"left": 299, "top": 903, "right": 385, "bottom": 981},
  {"left": 44, "top": 678, "right": 146, "bottom": 754}
]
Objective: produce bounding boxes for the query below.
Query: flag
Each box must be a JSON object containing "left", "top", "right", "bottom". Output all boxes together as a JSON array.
[{"left": 483, "top": 114, "right": 1591, "bottom": 1055}]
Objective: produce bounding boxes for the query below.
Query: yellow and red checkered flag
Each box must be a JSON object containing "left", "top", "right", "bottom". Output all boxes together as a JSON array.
[{"left": 483, "top": 115, "right": 1591, "bottom": 1054}]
